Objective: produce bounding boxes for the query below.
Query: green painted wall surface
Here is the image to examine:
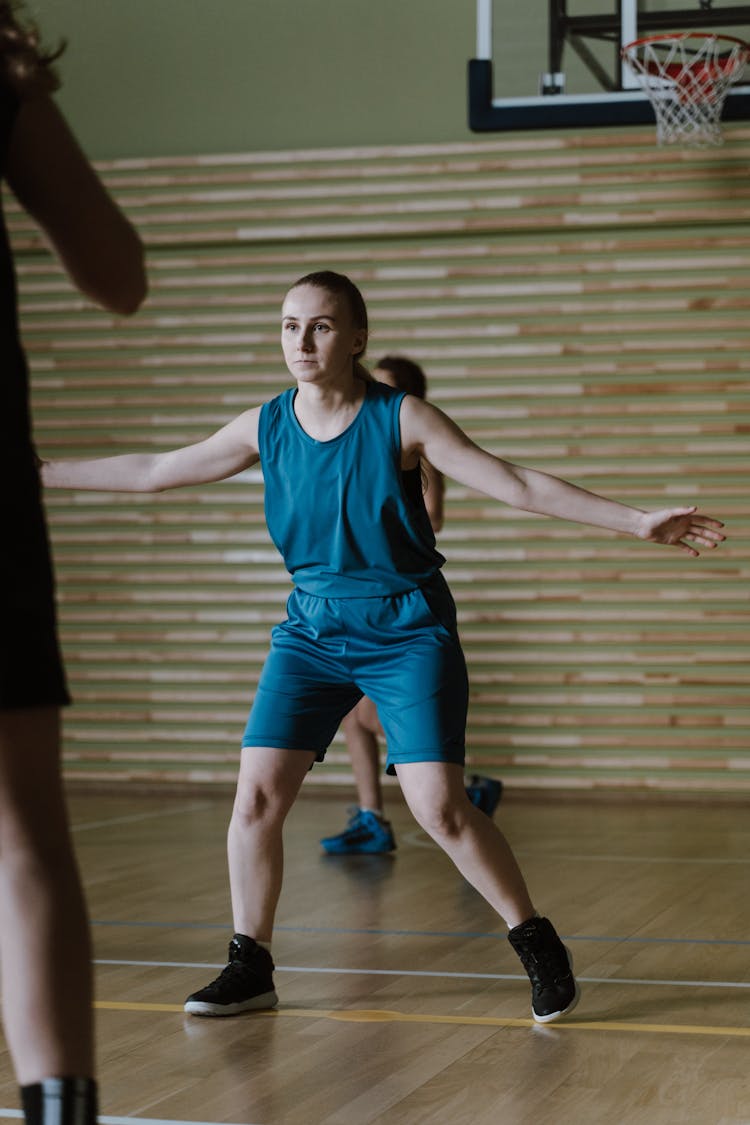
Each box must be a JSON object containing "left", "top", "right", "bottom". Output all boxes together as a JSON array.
[{"left": 29, "top": 0, "right": 477, "bottom": 159}]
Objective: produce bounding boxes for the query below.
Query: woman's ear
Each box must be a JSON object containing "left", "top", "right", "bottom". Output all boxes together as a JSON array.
[{"left": 352, "top": 329, "right": 368, "bottom": 357}]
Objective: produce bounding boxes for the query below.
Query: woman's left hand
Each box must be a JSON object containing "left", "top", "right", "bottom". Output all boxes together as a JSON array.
[{"left": 635, "top": 507, "right": 726, "bottom": 557}]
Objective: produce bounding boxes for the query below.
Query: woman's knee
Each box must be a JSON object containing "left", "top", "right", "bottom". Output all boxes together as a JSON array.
[
  {"left": 408, "top": 792, "right": 469, "bottom": 842},
  {"left": 232, "top": 778, "right": 284, "bottom": 828},
  {"left": 231, "top": 747, "right": 312, "bottom": 828}
]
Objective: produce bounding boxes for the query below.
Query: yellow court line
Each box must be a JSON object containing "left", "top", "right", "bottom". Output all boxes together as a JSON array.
[
  {"left": 94, "top": 1001, "right": 750, "bottom": 1038},
  {"left": 96, "top": 1001, "right": 184, "bottom": 1013}
]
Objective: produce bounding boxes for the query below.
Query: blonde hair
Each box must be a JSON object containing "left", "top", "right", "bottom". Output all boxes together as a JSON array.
[{"left": 0, "top": 2, "right": 64, "bottom": 97}]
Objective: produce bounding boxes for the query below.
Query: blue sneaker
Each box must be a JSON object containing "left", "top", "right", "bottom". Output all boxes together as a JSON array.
[
  {"left": 465, "top": 775, "right": 503, "bottom": 817},
  {"left": 320, "top": 808, "right": 396, "bottom": 855}
]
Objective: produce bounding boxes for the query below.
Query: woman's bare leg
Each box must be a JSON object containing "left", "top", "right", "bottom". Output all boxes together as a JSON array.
[
  {"left": 228, "top": 746, "right": 317, "bottom": 941},
  {"left": 395, "top": 760, "right": 534, "bottom": 928}
]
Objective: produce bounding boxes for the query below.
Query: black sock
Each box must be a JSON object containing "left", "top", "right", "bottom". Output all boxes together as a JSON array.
[{"left": 21, "top": 1077, "right": 98, "bottom": 1125}]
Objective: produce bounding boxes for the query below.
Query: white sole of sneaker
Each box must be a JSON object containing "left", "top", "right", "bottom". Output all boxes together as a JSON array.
[
  {"left": 532, "top": 979, "right": 581, "bottom": 1024},
  {"left": 184, "top": 989, "right": 278, "bottom": 1016}
]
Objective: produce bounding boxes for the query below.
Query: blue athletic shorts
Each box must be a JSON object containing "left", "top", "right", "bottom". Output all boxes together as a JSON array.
[{"left": 241, "top": 576, "right": 468, "bottom": 773}]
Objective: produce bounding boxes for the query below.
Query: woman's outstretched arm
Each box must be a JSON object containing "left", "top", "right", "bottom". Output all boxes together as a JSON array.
[
  {"left": 41, "top": 407, "right": 261, "bottom": 493},
  {"left": 400, "top": 397, "right": 725, "bottom": 557}
]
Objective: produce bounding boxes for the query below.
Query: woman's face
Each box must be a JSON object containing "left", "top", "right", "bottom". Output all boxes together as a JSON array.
[{"left": 281, "top": 285, "right": 367, "bottom": 386}]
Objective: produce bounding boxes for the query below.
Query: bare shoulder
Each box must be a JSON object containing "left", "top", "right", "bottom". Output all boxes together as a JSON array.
[
  {"left": 399, "top": 394, "right": 467, "bottom": 454},
  {"left": 230, "top": 404, "right": 264, "bottom": 452},
  {"left": 194, "top": 402, "right": 265, "bottom": 460},
  {"left": 399, "top": 393, "right": 442, "bottom": 435}
]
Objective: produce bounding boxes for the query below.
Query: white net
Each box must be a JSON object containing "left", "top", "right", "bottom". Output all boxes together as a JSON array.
[{"left": 622, "top": 33, "right": 749, "bottom": 146}]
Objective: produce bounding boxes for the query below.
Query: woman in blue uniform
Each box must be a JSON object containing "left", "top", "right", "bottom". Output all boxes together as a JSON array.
[{"left": 42, "top": 270, "right": 725, "bottom": 1025}]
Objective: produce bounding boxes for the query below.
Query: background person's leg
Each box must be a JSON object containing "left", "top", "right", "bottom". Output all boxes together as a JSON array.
[
  {"left": 341, "top": 698, "right": 383, "bottom": 812},
  {"left": 320, "top": 698, "right": 397, "bottom": 855}
]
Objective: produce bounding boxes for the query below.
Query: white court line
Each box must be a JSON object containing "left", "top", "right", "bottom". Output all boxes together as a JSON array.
[
  {"left": 94, "top": 958, "right": 750, "bottom": 990},
  {"left": 0, "top": 1114, "right": 258, "bottom": 1125},
  {"left": 401, "top": 831, "right": 750, "bottom": 863},
  {"left": 72, "top": 802, "right": 213, "bottom": 833},
  {"left": 518, "top": 852, "right": 750, "bottom": 866}
]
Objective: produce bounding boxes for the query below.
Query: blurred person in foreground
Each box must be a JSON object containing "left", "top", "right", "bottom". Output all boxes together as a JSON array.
[{"left": 0, "top": 4, "right": 146, "bottom": 1121}]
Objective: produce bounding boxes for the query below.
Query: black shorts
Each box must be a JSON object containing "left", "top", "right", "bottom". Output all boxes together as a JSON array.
[{"left": 0, "top": 462, "right": 70, "bottom": 710}]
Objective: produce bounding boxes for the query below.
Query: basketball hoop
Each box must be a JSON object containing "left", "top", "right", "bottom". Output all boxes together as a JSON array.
[{"left": 621, "top": 32, "right": 750, "bottom": 146}]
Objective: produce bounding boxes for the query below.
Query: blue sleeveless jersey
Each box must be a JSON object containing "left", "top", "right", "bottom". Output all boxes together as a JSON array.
[{"left": 258, "top": 380, "right": 446, "bottom": 597}]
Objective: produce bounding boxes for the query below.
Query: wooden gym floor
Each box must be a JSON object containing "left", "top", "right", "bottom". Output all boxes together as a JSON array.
[{"left": 1, "top": 788, "right": 748, "bottom": 1125}]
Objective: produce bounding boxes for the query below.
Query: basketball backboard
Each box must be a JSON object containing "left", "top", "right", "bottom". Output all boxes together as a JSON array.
[{"left": 468, "top": 0, "right": 750, "bottom": 130}]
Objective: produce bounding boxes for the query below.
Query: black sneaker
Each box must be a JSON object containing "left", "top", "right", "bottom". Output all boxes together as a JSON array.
[
  {"left": 507, "top": 915, "right": 580, "bottom": 1023},
  {"left": 184, "top": 934, "right": 278, "bottom": 1016}
]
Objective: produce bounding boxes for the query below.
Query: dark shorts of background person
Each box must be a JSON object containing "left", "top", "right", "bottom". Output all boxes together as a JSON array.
[{"left": 242, "top": 575, "right": 468, "bottom": 774}]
